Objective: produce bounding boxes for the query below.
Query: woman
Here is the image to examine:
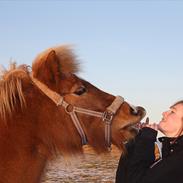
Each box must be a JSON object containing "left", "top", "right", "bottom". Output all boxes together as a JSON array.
[{"left": 115, "top": 100, "right": 183, "bottom": 183}]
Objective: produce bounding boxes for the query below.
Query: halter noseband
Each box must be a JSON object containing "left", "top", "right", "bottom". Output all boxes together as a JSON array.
[{"left": 31, "top": 76, "right": 124, "bottom": 149}]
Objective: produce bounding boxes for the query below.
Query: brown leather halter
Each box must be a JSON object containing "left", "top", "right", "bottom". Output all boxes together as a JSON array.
[{"left": 30, "top": 76, "right": 124, "bottom": 149}]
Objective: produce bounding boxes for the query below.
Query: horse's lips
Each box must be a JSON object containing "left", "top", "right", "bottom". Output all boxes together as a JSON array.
[
  {"left": 119, "top": 120, "right": 141, "bottom": 131},
  {"left": 123, "top": 110, "right": 147, "bottom": 130}
]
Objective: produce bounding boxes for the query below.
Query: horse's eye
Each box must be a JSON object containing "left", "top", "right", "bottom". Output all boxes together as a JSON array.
[{"left": 74, "top": 86, "right": 86, "bottom": 96}]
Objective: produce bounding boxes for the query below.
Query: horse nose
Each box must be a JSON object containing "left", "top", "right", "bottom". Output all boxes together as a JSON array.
[{"left": 136, "top": 106, "right": 146, "bottom": 117}]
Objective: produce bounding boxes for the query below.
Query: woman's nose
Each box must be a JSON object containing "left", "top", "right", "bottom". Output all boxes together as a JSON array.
[{"left": 162, "top": 111, "right": 168, "bottom": 117}]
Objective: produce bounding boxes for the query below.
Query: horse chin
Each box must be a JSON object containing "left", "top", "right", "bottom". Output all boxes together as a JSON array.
[
  {"left": 117, "top": 121, "right": 141, "bottom": 143},
  {"left": 111, "top": 128, "right": 134, "bottom": 152}
]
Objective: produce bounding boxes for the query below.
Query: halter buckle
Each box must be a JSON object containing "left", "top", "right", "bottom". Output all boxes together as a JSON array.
[
  {"left": 65, "top": 104, "right": 74, "bottom": 113},
  {"left": 102, "top": 111, "right": 114, "bottom": 123}
]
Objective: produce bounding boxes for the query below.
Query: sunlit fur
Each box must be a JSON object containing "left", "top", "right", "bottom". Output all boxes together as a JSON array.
[
  {"left": 33, "top": 45, "right": 80, "bottom": 74},
  {"left": 0, "top": 63, "right": 28, "bottom": 121}
]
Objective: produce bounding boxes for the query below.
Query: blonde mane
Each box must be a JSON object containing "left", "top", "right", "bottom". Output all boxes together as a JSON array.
[
  {"left": 32, "top": 45, "right": 80, "bottom": 74},
  {"left": 0, "top": 45, "right": 80, "bottom": 121},
  {"left": 0, "top": 63, "right": 28, "bottom": 121}
]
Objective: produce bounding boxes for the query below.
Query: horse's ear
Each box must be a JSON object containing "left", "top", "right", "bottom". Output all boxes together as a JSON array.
[
  {"left": 44, "top": 50, "right": 61, "bottom": 85},
  {"left": 33, "top": 50, "right": 61, "bottom": 86}
]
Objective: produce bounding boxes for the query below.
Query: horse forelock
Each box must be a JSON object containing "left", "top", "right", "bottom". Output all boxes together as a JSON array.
[
  {"left": 32, "top": 45, "right": 80, "bottom": 74},
  {"left": 0, "top": 63, "right": 28, "bottom": 121}
]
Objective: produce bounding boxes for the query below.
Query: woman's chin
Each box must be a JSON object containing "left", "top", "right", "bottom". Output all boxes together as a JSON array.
[{"left": 157, "top": 123, "right": 164, "bottom": 133}]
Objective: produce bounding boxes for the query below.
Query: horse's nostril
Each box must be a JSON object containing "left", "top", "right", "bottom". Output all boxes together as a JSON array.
[
  {"left": 129, "top": 104, "right": 138, "bottom": 115},
  {"left": 131, "top": 108, "right": 138, "bottom": 115},
  {"left": 136, "top": 106, "right": 146, "bottom": 117}
]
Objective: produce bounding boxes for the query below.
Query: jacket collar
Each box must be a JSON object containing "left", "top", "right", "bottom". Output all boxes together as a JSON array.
[
  {"left": 159, "top": 135, "right": 183, "bottom": 145},
  {"left": 158, "top": 135, "right": 183, "bottom": 158}
]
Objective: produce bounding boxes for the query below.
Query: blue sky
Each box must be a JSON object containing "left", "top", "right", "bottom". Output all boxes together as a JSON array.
[{"left": 0, "top": 1, "right": 183, "bottom": 122}]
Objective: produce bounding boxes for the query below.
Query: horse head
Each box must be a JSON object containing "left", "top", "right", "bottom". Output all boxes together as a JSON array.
[{"left": 30, "top": 45, "right": 146, "bottom": 155}]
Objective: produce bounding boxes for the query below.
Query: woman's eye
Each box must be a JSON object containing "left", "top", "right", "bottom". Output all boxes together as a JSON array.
[
  {"left": 74, "top": 86, "right": 86, "bottom": 96},
  {"left": 169, "top": 110, "right": 174, "bottom": 114}
]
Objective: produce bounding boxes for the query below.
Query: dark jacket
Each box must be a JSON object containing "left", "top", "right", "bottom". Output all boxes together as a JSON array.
[{"left": 115, "top": 127, "right": 183, "bottom": 183}]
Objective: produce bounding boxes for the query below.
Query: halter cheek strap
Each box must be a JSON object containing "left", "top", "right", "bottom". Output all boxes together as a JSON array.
[{"left": 30, "top": 76, "right": 124, "bottom": 149}]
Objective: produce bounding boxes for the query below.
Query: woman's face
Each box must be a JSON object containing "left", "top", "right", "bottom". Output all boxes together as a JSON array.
[{"left": 158, "top": 103, "right": 183, "bottom": 137}]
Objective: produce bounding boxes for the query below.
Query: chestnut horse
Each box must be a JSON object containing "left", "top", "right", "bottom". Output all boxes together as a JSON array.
[{"left": 0, "top": 45, "right": 145, "bottom": 183}]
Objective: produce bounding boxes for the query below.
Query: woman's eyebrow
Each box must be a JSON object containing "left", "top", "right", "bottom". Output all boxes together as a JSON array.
[{"left": 170, "top": 106, "right": 177, "bottom": 111}]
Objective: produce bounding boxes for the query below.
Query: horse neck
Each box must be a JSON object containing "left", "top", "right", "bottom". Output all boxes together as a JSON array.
[
  {"left": 0, "top": 93, "right": 49, "bottom": 183},
  {"left": 0, "top": 127, "right": 46, "bottom": 183}
]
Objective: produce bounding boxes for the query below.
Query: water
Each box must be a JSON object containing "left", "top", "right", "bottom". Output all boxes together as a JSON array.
[{"left": 42, "top": 146, "right": 121, "bottom": 183}]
